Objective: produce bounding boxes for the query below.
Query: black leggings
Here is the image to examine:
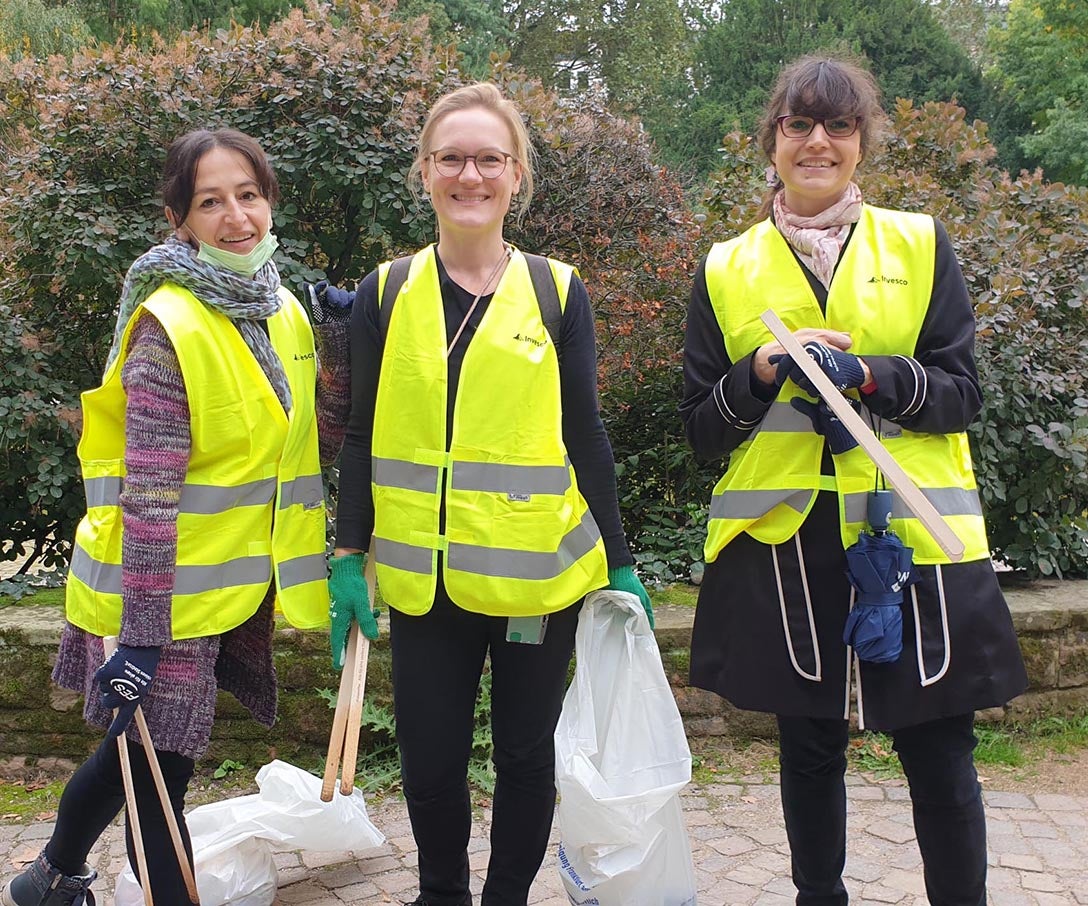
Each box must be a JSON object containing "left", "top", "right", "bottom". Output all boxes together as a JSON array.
[
  {"left": 390, "top": 591, "right": 582, "bottom": 906},
  {"left": 777, "top": 712, "right": 986, "bottom": 906},
  {"left": 45, "top": 736, "right": 195, "bottom": 905}
]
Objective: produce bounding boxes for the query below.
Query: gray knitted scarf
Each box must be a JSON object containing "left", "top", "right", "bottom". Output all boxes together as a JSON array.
[{"left": 105, "top": 237, "right": 292, "bottom": 412}]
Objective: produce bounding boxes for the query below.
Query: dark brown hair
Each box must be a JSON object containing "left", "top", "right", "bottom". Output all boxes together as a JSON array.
[
  {"left": 755, "top": 54, "right": 886, "bottom": 219},
  {"left": 161, "top": 128, "right": 279, "bottom": 224}
]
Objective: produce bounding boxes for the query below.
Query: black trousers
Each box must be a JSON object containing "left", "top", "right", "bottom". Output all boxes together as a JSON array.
[
  {"left": 777, "top": 712, "right": 986, "bottom": 906},
  {"left": 45, "top": 735, "right": 196, "bottom": 905},
  {"left": 390, "top": 591, "right": 581, "bottom": 906}
]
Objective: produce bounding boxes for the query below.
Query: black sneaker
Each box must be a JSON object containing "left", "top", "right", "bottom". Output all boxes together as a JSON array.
[{"left": 1, "top": 853, "right": 96, "bottom": 906}]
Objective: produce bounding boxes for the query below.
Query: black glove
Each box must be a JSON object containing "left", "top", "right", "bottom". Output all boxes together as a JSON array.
[
  {"left": 95, "top": 644, "right": 161, "bottom": 738},
  {"left": 791, "top": 397, "right": 860, "bottom": 455},
  {"left": 304, "top": 281, "right": 355, "bottom": 324},
  {"left": 778, "top": 342, "right": 866, "bottom": 397}
]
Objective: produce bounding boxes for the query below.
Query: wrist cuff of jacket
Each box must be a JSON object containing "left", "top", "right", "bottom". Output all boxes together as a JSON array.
[{"left": 713, "top": 374, "right": 763, "bottom": 429}]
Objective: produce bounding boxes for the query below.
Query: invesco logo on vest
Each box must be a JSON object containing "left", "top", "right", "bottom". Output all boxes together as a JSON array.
[
  {"left": 513, "top": 332, "right": 546, "bottom": 348},
  {"left": 867, "top": 275, "right": 909, "bottom": 286}
]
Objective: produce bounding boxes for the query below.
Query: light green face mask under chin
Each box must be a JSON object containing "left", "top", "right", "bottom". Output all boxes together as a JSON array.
[{"left": 196, "top": 230, "right": 279, "bottom": 275}]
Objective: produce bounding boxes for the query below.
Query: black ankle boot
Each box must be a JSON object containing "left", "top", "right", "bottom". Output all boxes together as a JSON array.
[{"left": 1, "top": 852, "right": 96, "bottom": 906}]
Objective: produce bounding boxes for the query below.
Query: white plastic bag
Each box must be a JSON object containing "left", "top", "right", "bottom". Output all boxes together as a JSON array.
[
  {"left": 555, "top": 590, "right": 697, "bottom": 906},
  {"left": 114, "top": 797, "right": 279, "bottom": 906},
  {"left": 114, "top": 760, "right": 384, "bottom": 906}
]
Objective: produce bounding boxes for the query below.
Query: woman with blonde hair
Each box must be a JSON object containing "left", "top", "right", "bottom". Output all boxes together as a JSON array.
[
  {"left": 681, "top": 55, "right": 1025, "bottom": 905},
  {"left": 326, "top": 82, "right": 651, "bottom": 906}
]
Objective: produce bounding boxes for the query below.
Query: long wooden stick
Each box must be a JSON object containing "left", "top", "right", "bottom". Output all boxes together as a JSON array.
[
  {"left": 760, "top": 309, "right": 965, "bottom": 561},
  {"left": 104, "top": 637, "right": 200, "bottom": 903},
  {"left": 321, "top": 544, "right": 377, "bottom": 799},
  {"left": 339, "top": 628, "right": 370, "bottom": 796},
  {"left": 103, "top": 638, "right": 153, "bottom": 906},
  {"left": 133, "top": 708, "right": 201, "bottom": 904},
  {"left": 321, "top": 629, "right": 357, "bottom": 801}
]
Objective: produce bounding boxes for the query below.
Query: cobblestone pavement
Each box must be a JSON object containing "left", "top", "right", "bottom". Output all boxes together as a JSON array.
[{"left": 2, "top": 771, "right": 1086, "bottom": 905}]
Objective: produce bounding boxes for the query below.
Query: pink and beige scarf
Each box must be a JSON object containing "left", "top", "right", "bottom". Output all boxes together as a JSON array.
[{"left": 773, "top": 182, "right": 863, "bottom": 289}]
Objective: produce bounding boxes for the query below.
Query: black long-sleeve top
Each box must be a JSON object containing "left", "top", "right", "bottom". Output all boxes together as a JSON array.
[
  {"left": 680, "top": 217, "right": 982, "bottom": 464},
  {"left": 336, "top": 252, "right": 633, "bottom": 569}
]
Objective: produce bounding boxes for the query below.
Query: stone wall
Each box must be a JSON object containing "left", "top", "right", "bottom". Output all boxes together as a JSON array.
[{"left": 0, "top": 579, "right": 1085, "bottom": 767}]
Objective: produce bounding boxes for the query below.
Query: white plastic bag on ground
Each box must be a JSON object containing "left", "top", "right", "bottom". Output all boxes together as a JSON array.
[
  {"left": 555, "top": 590, "right": 697, "bottom": 906},
  {"left": 114, "top": 759, "right": 384, "bottom": 906}
]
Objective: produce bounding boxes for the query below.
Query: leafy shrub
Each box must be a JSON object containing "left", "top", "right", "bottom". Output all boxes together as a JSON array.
[
  {"left": 0, "top": 302, "right": 82, "bottom": 573},
  {"left": 704, "top": 100, "right": 1088, "bottom": 577}
]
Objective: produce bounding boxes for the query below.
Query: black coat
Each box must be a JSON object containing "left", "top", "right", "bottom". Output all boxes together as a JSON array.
[{"left": 681, "top": 216, "right": 1027, "bottom": 731}]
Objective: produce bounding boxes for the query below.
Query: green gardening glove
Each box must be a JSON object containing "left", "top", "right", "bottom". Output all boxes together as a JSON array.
[
  {"left": 328, "top": 552, "right": 380, "bottom": 670},
  {"left": 607, "top": 565, "right": 654, "bottom": 630}
]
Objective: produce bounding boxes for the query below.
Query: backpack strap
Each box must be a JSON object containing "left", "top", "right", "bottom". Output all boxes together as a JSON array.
[
  {"left": 378, "top": 251, "right": 563, "bottom": 361},
  {"left": 523, "top": 252, "right": 562, "bottom": 360},
  {"left": 378, "top": 255, "right": 413, "bottom": 342}
]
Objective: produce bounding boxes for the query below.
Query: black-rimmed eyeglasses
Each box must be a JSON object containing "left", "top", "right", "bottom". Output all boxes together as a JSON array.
[
  {"left": 776, "top": 114, "right": 861, "bottom": 139},
  {"left": 430, "top": 149, "right": 513, "bottom": 178}
]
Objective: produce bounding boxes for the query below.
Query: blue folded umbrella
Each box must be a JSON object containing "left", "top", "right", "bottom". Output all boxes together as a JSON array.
[{"left": 843, "top": 531, "right": 918, "bottom": 664}]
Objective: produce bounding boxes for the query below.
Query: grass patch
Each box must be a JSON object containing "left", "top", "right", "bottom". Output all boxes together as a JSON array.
[
  {"left": 652, "top": 583, "right": 698, "bottom": 608},
  {"left": 1024, "top": 713, "right": 1088, "bottom": 754},
  {"left": 689, "top": 736, "right": 780, "bottom": 784},
  {"left": 0, "top": 586, "right": 66, "bottom": 608},
  {"left": 0, "top": 778, "right": 67, "bottom": 821},
  {"left": 975, "top": 726, "right": 1026, "bottom": 767}
]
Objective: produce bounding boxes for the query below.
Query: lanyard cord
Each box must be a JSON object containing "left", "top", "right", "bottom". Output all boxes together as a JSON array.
[
  {"left": 873, "top": 413, "right": 886, "bottom": 492},
  {"left": 445, "top": 245, "right": 513, "bottom": 359}
]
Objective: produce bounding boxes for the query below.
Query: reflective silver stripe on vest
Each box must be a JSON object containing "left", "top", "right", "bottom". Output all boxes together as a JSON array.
[
  {"left": 179, "top": 478, "right": 277, "bottom": 514},
  {"left": 709, "top": 488, "right": 813, "bottom": 520},
  {"left": 278, "top": 552, "right": 328, "bottom": 589},
  {"left": 447, "top": 510, "right": 602, "bottom": 581},
  {"left": 760, "top": 402, "right": 813, "bottom": 433},
  {"left": 84, "top": 476, "right": 122, "bottom": 508},
  {"left": 760, "top": 401, "right": 888, "bottom": 434},
  {"left": 372, "top": 458, "right": 441, "bottom": 493},
  {"left": 374, "top": 537, "right": 434, "bottom": 575},
  {"left": 70, "top": 545, "right": 271, "bottom": 596},
  {"left": 844, "top": 487, "right": 983, "bottom": 524},
  {"left": 450, "top": 461, "right": 571, "bottom": 496},
  {"left": 83, "top": 476, "right": 281, "bottom": 514},
  {"left": 69, "top": 545, "right": 123, "bottom": 595},
  {"left": 279, "top": 474, "right": 324, "bottom": 509}
]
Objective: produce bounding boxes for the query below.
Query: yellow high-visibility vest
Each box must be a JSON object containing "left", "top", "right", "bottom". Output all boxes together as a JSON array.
[
  {"left": 371, "top": 245, "right": 608, "bottom": 615},
  {"left": 703, "top": 205, "right": 990, "bottom": 565},
  {"left": 66, "top": 282, "right": 329, "bottom": 638}
]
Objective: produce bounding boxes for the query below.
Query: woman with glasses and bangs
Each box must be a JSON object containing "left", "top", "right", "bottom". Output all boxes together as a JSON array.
[
  {"left": 680, "top": 54, "right": 1025, "bottom": 904},
  {"left": 322, "top": 82, "right": 651, "bottom": 906}
]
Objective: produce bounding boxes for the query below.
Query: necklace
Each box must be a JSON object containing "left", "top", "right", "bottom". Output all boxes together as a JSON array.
[{"left": 445, "top": 244, "right": 512, "bottom": 358}]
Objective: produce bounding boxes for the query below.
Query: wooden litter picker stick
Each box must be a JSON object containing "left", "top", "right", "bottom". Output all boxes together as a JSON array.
[
  {"left": 103, "top": 636, "right": 200, "bottom": 905},
  {"left": 760, "top": 308, "right": 965, "bottom": 562},
  {"left": 321, "top": 544, "right": 376, "bottom": 801}
]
